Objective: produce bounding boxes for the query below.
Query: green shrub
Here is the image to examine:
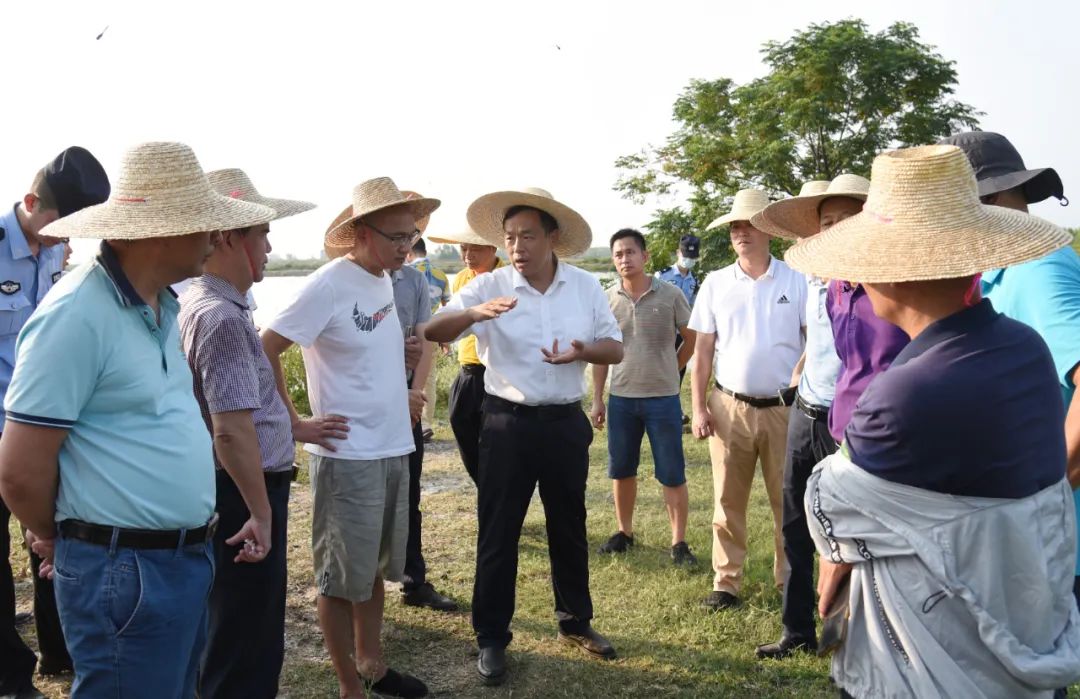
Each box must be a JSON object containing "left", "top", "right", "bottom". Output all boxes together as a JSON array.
[{"left": 281, "top": 345, "right": 310, "bottom": 416}]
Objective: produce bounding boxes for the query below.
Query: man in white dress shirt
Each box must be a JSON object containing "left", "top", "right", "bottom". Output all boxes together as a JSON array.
[
  {"left": 425, "top": 187, "right": 623, "bottom": 687},
  {"left": 690, "top": 189, "right": 807, "bottom": 612}
]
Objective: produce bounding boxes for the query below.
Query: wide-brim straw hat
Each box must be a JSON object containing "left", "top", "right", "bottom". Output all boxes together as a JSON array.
[
  {"left": 466, "top": 187, "right": 591, "bottom": 257},
  {"left": 207, "top": 168, "right": 316, "bottom": 221},
  {"left": 784, "top": 145, "right": 1072, "bottom": 283},
  {"left": 707, "top": 189, "right": 771, "bottom": 229},
  {"left": 323, "top": 178, "right": 441, "bottom": 251},
  {"left": 324, "top": 205, "right": 355, "bottom": 260},
  {"left": 41, "top": 142, "right": 276, "bottom": 240},
  {"left": 401, "top": 191, "right": 433, "bottom": 234},
  {"left": 753, "top": 174, "right": 871, "bottom": 240},
  {"left": 427, "top": 227, "right": 495, "bottom": 246}
]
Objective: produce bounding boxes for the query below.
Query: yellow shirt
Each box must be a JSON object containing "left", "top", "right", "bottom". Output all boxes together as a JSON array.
[{"left": 453, "top": 258, "right": 502, "bottom": 366}]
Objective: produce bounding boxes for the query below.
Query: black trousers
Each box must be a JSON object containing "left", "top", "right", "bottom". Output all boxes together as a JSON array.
[
  {"left": 200, "top": 469, "right": 291, "bottom": 699},
  {"left": 448, "top": 365, "right": 486, "bottom": 483},
  {"left": 780, "top": 402, "right": 838, "bottom": 641},
  {"left": 472, "top": 397, "right": 594, "bottom": 649},
  {"left": 403, "top": 420, "right": 427, "bottom": 591},
  {"left": 0, "top": 497, "right": 68, "bottom": 692}
]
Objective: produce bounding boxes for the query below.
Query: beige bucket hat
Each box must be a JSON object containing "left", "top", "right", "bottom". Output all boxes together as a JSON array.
[
  {"left": 784, "top": 145, "right": 1072, "bottom": 283},
  {"left": 323, "top": 178, "right": 441, "bottom": 252},
  {"left": 427, "top": 227, "right": 494, "bottom": 246},
  {"left": 207, "top": 169, "right": 316, "bottom": 221},
  {"left": 706, "top": 189, "right": 771, "bottom": 230},
  {"left": 754, "top": 174, "right": 871, "bottom": 240},
  {"left": 797, "top": 180, "right": 831, "bottom": 197},
  {"left": 466, "top": 187, "right": 592, "bottom": 257},
  {"left": 41, "top": 142, "right": 276, "bottom": 240}
]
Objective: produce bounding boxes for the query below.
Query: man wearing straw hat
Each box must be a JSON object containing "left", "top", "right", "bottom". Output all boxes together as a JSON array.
[
  {"left": 425, "top": 187, "right": 623, "bottom": 685},
  {"left": 787, "top": 143, "right": 1080, "bottom": 698},
  {"left": 0, "top": 146, "right": 109, "bottom": 699},
  {"left": 322, "top": 200, "right": 458, "bottom": 616},
  {"left": 425, "top": 227, "right": 503, "bottom": 483},
  {"left": 178, "top": 169, "right": 328, "bottom": 698},
  {"left": 689, "top": 188, "right": 807, "bottom": 612},
  {"left": 262, "top": 177, "right": 437, "bottom": 699},
  {"left": 941, "top": 132, "right": 1080, "bottom": 617},
  {"left": 747, "top": 175, "right": 870, "bottom": 659},
  {"left": 0, "top": 142, "right": 276, "bottom": 697}
]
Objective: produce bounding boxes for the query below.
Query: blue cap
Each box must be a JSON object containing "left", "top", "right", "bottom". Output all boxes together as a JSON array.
[
  {"left": 43, "top": 146, "right": 111, "bottom": 218},
  {"left": 679, "top": 234, "right": 700, "bottom": 258}
]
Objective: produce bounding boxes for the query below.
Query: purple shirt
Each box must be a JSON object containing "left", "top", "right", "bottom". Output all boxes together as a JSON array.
[
  {"left": 179, "top": 274, "right": 295, "bottom": 472},
  {"left": 826, "top": 280, "right": 909, "bottom": 443}
]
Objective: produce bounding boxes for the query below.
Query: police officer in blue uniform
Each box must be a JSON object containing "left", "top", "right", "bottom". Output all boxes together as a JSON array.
[{"left": 0, "top": 146, "right": 109, "bottom": 699}]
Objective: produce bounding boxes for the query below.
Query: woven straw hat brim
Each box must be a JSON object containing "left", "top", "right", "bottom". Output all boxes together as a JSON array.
[
  {"left": 206, "top": 169, "right": 316, "bottom": 222},
  {"left": 324, "top": 198, "right": 441, "bottom": 250},
  {"left": 784, "top": 204, "right": 1071, "bottom": 283},
  {"left": 755, "top": 190, "right": 869, "bottom": 240},
  {"left": 467, "top": 191, "right": 591, "bottom": 258},
  {"left": 249, "top": 195, "right": 316, "bottom": 221},
  {"left": 324, "top": 205, "right": 355, "bottom": 260},
  {"left": 42, "top": 193, "right": 276, "bottom": 240},
  {"left": 427, "top": 228, "right": 495, "bottom": 246}
]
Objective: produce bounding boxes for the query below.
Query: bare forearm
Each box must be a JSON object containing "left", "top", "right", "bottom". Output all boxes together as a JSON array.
[
  {"left": 412, "top": 323, "right": 434, "bottom": 389},
  {"left": 213, "top": 418, "right": 271, "bottom": 519},
  {"left": 691, "top": 344, "right": 712, "bottom": 412},
  {"left": 592, "top": 363, "right": 609, "bottom": 403},
  {"left": 261, "top": 331, "right": 302, "bottom": 423},
  {"left": 676, "top": 328, "right": 696, "bottom": 370},
  {"left": 0, "top": 423, "right": 65, "bottom": 536},
  {"left": 425, "top": 311, "right": 475, "bottom": 343},
  {"left": 582, "top": 338, "right": 623, "bottom": 365},
  {"left": 1066, "top": 371, "right": 1080, "bottom": 488}
]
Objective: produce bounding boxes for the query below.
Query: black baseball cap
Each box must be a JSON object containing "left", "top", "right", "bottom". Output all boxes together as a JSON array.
[
  {"left": 938, "top": 132, "right": 1065, "bottom": 205},
  {"left": 679, "top": 234, "right": 700, "bottom": 258},
  {"left": 42, "top": 146, "right": 111, "bottom": 218}
]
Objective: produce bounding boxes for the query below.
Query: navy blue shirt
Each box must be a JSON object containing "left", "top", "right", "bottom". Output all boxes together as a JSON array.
[{"left": 845, "top": 300, "right": 1065, "bottom": 498}]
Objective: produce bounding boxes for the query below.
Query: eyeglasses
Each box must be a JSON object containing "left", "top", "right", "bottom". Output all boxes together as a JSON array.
[{"left": 363, "top": 221, "right": 421, "bottom": 247}]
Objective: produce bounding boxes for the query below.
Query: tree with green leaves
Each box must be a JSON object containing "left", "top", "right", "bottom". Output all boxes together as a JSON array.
[{"left": 617, "top": 19, "right": 981, "bottom": 274}]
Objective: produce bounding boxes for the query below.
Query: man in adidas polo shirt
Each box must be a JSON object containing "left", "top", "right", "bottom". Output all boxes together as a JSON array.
[{"left": 689, "top": 189, "right": 806, "bottom": 611}]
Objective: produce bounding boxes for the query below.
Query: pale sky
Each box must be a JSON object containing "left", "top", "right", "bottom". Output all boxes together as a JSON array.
[{"left": 2, "top": 0, "right": 1076, "bottom": 263}]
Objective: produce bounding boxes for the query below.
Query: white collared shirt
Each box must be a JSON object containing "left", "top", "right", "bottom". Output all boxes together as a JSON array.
[
  {"left": 439, "top": 261, "right": 622, "bottom": 406},
  {"left": 688, "top": 256, "right": 806, "bottom": 397}
]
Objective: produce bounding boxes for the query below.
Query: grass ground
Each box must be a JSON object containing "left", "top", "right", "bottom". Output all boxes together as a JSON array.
[{"left": 9, "top": 354, "right": 1079, "bottom": 697}]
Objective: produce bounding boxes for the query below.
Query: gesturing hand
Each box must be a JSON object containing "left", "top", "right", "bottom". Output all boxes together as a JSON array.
[
  {"left": 541, "top": 338, "right": 586, "bottom": 365},
  {"left": 293, "top": 414, "right": 350, "bottom": 451},
  {"left": 468, "top": 296, "right": 517, "bottom": 322},
  {"left": 226, "top": 516, "right": 271, "bottom": 564}
]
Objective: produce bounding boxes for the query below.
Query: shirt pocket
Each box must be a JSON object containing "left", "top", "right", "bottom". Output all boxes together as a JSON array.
[{"left": 0, "top": 293, "right": 32, "bottom": 335}]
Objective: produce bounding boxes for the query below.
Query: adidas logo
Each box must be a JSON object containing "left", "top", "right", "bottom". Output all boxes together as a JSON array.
[{"left": 777, "top": 294, "right": 790, "bottom": 304}]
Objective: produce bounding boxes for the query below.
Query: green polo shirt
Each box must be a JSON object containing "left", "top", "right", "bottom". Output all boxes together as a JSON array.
[
  {"left": 4, "top": 243, "right": 214, "bottom": 530},
  {"left": 606, "top": 277, "right": 691, "bottom": 398}
]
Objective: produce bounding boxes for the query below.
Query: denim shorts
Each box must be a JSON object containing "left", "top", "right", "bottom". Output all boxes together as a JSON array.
[{"left": 606, "top": 394, "right": 687, "bottom": 486}]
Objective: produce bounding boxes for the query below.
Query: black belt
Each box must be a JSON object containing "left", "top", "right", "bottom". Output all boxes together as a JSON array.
[
  {"left": 795, "top": 393, "right": 830, "bottom": 422},
  {"left": 483, "top": 394, "right": 580, "bottom": 421},
  {"left": 715, "top": 383, "right": 796, "bottom": 409},
  {"left": 58, "top": 513, "right": 219, "bottom": 550},
  {"left": 461, "top": 363, "right": 486, "bottom": 377}
]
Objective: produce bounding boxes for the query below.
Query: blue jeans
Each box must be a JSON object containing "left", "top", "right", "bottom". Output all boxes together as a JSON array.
[
  {"left": 53, "top": 534, "right": 214, "bottom": 698},
  {"left": 607, "top": 394, "right": 686, "bottom": 487}
]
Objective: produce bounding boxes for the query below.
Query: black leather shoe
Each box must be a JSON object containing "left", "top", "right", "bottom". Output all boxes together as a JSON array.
[
  {"left": 37, "top": 656, "right": 73, "bottom": 677},
  {"left": 558, "top": 626, "right": 617, "bottom": 660},
  {"left": 402, "top": 583, "right": 458, "bottom": 612},
  {"left": 598, "top": 531, "right": 634, "bottom": 554},
  {"left": 755, "top": 635, "right": 818, "bottom": 660},
  {"left": 362, "top": 668, "right": 428, "bottom": 698},
  {"left": 701, "top": 590, "right": 741, "bottom": 611},
  {"left": 477, "top": 647, "right": 507, "bottom": 686}
]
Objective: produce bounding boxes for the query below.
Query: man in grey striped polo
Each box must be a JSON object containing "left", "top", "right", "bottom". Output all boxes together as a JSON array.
[{"left": 179, "top": 171, "right": 346, "bottom": 698}]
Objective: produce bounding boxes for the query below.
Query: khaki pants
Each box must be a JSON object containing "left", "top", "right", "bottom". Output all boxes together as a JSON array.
[
  {"left": 422, "top": 342, "right": 438, "bottom": 430},
  {"left": 707, "top": 389, "right": 790, "bottom": 595}
]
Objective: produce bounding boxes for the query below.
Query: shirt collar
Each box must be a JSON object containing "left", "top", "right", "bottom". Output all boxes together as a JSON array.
[
  {"left": 196, "top": 272, "right": 249, "bottom": 309},
  {"left": 733, "top": 256, "right": 775, "bottom": 281},
  {"left": 981, "top": 267, "right": 1005, "bottom": 288},
  {"left": 511, "top": 256, "right": 568, "bottom": 293},
  {"left": 892, "top": 299, "right": 998, "bottom": 367},
  {"left": 4, "top": 203, "right": 32, "bottom": 260},
  {"left": 616, "top": 276, "right": 660, "bottom": 299},
  {"left": 97, "top": 241, "right": 179, "bottom": 309}
]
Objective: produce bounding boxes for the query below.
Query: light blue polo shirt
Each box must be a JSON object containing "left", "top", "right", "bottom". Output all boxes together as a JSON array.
[
  {"left": 982, "top": 246, "right": 1080, "bottom": 574},
  {"left": 0, "top": 204, "right": 65, "bottom": 411},
  {"left": 4, "top": 243, "right": 214, "bottom": 530},
  {"left": 798, "top": 276, "right": 841, "bottom": 407}
]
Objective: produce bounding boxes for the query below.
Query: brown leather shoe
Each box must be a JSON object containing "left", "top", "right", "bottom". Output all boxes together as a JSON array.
[{"left": 558, "top": 626, "right": 617, "bottom": 660}]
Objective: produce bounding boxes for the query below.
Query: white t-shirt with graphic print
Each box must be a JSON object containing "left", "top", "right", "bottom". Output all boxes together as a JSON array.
[{"left": 268, "top": 257, "right": 413, "bottom": 460}]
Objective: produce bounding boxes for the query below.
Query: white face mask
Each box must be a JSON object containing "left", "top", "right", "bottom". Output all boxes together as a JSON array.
[{"left": 677, "top": 255, "right": 697, "bottom": 270}]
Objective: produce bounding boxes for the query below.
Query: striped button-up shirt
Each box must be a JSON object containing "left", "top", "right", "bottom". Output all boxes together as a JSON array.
[{"left": 179, "top": 273, "right": 294, "bottom": 472}]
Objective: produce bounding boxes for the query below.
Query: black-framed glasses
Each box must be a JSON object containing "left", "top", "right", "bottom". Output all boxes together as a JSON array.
[{"left": 362, "top": 221, "right": 421, "bottom": 247}]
